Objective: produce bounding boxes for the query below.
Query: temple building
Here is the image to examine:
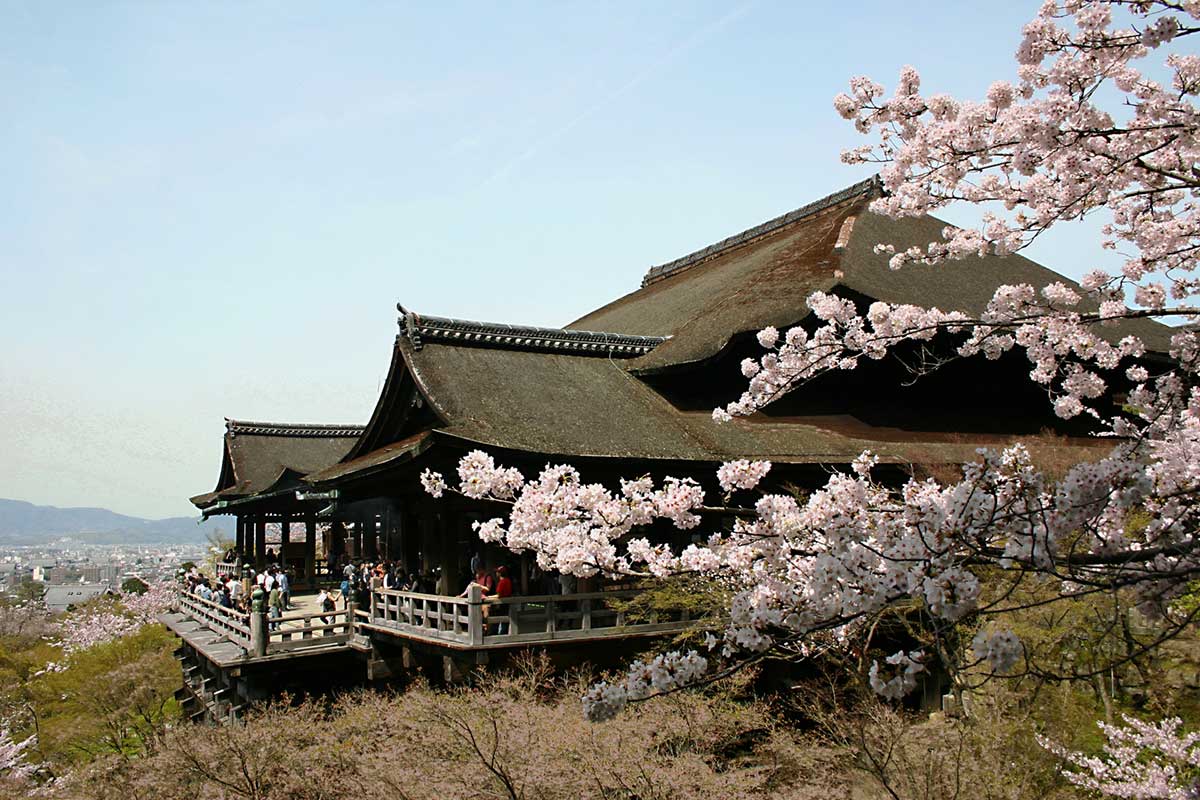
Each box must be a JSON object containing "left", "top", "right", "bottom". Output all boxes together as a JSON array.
[
  {"left": 190, "top": 420, "right": 363, "bottom": 587},
  {"left": 168, "top": 177, "right": 1170, "bottom": 719},
  {"left": 194, "top": 177, "right": 1165, "bottom": 585}
]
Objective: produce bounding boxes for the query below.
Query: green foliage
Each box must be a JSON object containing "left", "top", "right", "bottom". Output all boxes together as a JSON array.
[
  {"left": 609, "top": 574, "right": 730, "bottom": 626},
  {"left": 27, "top": 624, "right": 181, "bottom": 768},
  {"left": 8, "top": 582, "right": 45, "bottom": 605},
  {"left": 119, "top": 577, "right": 148, "bottom": 595}
]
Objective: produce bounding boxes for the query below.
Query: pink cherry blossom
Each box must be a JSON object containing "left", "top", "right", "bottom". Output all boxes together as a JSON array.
[{"left": 1040, "top": 716, "right": 1200, "bottom": 800}]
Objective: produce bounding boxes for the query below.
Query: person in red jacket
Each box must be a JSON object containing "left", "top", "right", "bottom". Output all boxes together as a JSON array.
[{"left": 494, "top": 566, "right": 514, "bottom": 634}]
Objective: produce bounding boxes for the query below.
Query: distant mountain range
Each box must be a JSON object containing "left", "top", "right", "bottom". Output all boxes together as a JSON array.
[{"left": 0, "top": 498, "right": 230, "bottom": 545}]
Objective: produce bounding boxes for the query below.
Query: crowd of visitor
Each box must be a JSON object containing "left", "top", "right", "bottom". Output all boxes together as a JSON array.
[
  {"left": 182, "top": 550, "right": 592, "bottom": 638},
  {"left": 182, "top": 563, "right": 296, "bottom": 628}
]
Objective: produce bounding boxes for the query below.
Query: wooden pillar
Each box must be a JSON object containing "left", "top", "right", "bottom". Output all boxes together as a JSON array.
[
  {"left": 332, "top": 520, "right": 346, "bottom": 564},
  {"left": 467, "top": 583, "right": 484, "bottom": 645},
  {"left": 254, "top": 518, "right": 266, "bottom": 571},
  {"left": 390, "top": 507, "right": 402, "bottom": 561},
  {"left": 280, "top": 513, "right": 291, "bottom": 572},
  {"left": 235, "top": 517, "right": 245, "bottom": 557},
  {"left": 304, "top": 516, "right": 316, "bottom": 586},
  {"left": 250, "top": 611, "right": 267, "bottom": 657},
  {"left": 403, "top": 510, "right": 419, "bottom": 575},
  {"left": 365, "top": 516, "right": 378, "bottom": 560},
  {"left": 437, "top": 513, "right": 456, "bottom": 595},
  {"left": 382, "top": 508, "right": 394, "bottom": 561}
]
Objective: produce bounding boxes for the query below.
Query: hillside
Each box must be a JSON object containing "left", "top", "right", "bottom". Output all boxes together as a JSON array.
[{"left": 0, "top": 498, "right": 229, "bottom": 545}]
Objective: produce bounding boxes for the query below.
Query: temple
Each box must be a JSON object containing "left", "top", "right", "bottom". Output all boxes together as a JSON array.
[
  {"left": 164, "top": 176, "right": 1168, "bottom": 720},
  {"left": 189, "top": 420, "right": 363, "bottom": 588}
]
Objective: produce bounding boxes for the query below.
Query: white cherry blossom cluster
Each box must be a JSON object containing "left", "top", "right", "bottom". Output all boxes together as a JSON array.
[
  {"left": 868, "top": 650, "right": 927, "bottom": 700},
  {"left": 972, "top": 629, "right": 1023, "bottom": 674},
  {"left": 838, "top": 2, "right": 1200, "bottom": 287},
  {"left": 419, "top": 468, "right": 446, "bottom": 498},
  {"left": 428, "top": 414, "right": 1200, "bottom": 710},
  {"left": 581, "top": 650, "right": 709, "bottom": 722},
  {"left": 0, "top": 726, "right": 36, "bottom": 780},
  {"left": 716, "top": 459, "right": 772, "bottom": 492},
  {"left": 426, "top": 453, "right": 708, "bottom": 578},
  {"left": 1039, "top": 715, "right": 1200, "bottom": 800}
]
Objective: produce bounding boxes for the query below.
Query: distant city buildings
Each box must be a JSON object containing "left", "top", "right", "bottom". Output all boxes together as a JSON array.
[{"left": 0, "top": 541, "right": 204, "bottom": 605}]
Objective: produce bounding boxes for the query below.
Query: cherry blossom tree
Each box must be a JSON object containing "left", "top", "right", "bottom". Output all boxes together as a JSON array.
[
  {"left": 1040, "top": 715, "right": 1200, "bottom": 799},
  {"left": 422, "top": 0, "right": 1200, "bottom": 732},
  {"left": 0, "top": 726, "right": 36, "bottom": 780},
  {"left": 53, "top": 581, "right": 175, "bottom": 659}
]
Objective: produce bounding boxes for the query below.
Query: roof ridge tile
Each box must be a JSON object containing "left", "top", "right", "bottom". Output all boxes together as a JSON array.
[
  {"left": 641, "top": 175, "right": 880, "bottom": 287},
  {"left": 225, "top": 420, "right": 364, "bottom": 438},
  {"left": 396, "top": 308, "right": 667, "bottom": 358}
]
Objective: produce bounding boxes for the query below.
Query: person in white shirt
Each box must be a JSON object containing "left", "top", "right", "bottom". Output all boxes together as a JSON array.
[{"left": 316, "top": 588, "right": 333, "bottom": 625}]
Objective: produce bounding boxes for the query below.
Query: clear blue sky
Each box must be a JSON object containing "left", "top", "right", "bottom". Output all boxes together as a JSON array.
[{"left": 0, "top": 1, "right": 1101, "bottom": 518}]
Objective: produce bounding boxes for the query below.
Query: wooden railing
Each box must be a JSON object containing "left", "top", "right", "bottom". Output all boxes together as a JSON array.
[
  {"left": 368, "top": 590, "right": 476, "bottom": 644},
  {"left": 215, "top": 561, "right": 241, "bottom": 581},
  {"left": 266, "top": 607, "right": 351, "bottom": 650},
  {"left": 177, "top": 590, "right": 251, "bottom": 647},
  {"left": 176, "top": 589, "right": 350, "bottom": 657},
  {"left": 362, "top": 586, "right": 696, "bottom": 648}
]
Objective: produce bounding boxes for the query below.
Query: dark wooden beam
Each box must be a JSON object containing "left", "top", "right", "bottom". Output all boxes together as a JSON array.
[{"left": 304, "top": 516, "right": 316, "bottom": 586}]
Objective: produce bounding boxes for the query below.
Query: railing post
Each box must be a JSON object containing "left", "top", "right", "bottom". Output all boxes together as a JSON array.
[
  {"left": 250, "top": 585, "right": 269, "bottom": 656},
  {"left": 370, "top": 587, "right": 378, "bottom": 622},
  {"left": 581, "top": 597, "right": 592, "bottom": 630},
  {"left": 249, "top": 612, "right": 267, "bottom": 657},
  {"left": 347, "top": 600, "right": 356, "bottom": 636},
  {"left": 467, "top": 584, "right": 484, "bottom": 645},
  {"left": 545, "top": 598, "right": 556, "bottom": 635}
]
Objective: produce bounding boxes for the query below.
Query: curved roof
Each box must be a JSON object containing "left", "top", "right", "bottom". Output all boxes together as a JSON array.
[
  {"left": 306, "top": 306, "right": 1109, "bottom": 490},
  {"left": 190, "top": 419, "right": 363, "bottom": 509},
  {"left": 570, "top": 177, "right": 1172, "bottom": 373},
  {"left": 204, "top": 178, "right": 1168, "bottom": 498}
]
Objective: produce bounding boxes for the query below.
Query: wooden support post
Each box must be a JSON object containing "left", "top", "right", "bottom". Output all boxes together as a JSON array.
[
  {"left": 250, "top": 612, "right": 267, "bottom": 657},
  {"left": 304, "top": 516, "right": 316, "bottom": 586},
  {"left": 437, "top": 513, "right": 457, "bottom": 596},
  {"left": 420, "top": 511, "right": 435, "bottom": 575},
  {"left": 365, "top": 516, "right": 378, "bottom": 560},
  {"left": 254, "top": 518, "right": 266, "bottom": 571},
  {"left": 332, "top": 520, "right": 346, "bottom": 564},
  {"left": 235, "top": 517, "right": 245, "bottom": 557},
  {"left": 385, "top": 505, "right": 399, "bottom": 561},
  {"left": 467, "top": 583, "right": 484, "bottom": 646}
]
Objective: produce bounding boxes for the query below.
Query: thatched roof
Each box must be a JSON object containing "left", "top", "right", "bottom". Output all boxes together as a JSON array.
[
  {"left": 202, "top": 178, "right": 1163, "bottom": 499},
  {"left": 190, "top": 420, "right": 363, "bottom": 509},
  {"left": 571, "top": 178, "right": 1172, "bottom": 373},
  {"left": 306, "top": 306, "right": 1106, "bottom": 490}
]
